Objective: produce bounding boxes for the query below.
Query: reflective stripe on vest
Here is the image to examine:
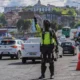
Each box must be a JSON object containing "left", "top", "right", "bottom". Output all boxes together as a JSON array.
[{"left": 53, "top": 38, "right": 57, "bottom": 46}]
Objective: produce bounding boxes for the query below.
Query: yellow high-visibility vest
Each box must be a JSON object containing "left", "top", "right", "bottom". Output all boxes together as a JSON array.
[
  {"left": 41, "top": 32, "right": 55, "bottom": 45},
  {"left": 36, "top": 24, "right": 41, "bottom": 33},
  {"left": 35, "top": 24, "right": 41, "bottom": 36},
  {"left": 52, "top": 38, "right": 57, "bottom": 46}
]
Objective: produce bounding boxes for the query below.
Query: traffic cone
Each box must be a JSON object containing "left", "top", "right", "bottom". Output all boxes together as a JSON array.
[
  {"left": 78, "top": 53, "right": 80, "bottom": 59},
  {"left": 76, "top": 53, "right": 80, "bottom": 70}
]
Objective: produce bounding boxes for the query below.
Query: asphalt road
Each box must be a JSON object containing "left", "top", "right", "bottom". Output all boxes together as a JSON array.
[{"left": 0, "top": 47, "right": 80, "bottom": 80}]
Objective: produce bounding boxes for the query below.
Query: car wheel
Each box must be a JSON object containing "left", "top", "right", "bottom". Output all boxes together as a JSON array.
[
  {"left": 32, "top": 59, "right": 35, "bottom": 63},
  {"left": 16, "top": 51, "right": 21, "bottom": 59},
  {"left": 0, "top": 56, "right": 2, "bottom": 59},
  {"left": 11, "top": 56, "right": 14, "bottom": 59},
  {"left": 54, "top": 58, "right": 57, "bottom": 61},
  {"left": 73, "top": 52, "right": 76, "bottom": 56},
  {"left": 22, "top": 58, "right": 26, "bottom": 64},
  {"left": 59, "top": 55, "right": 62, "bottom": 58}
]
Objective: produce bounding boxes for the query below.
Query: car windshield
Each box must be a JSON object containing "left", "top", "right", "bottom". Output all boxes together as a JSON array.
[
  {"left": 1, "top": 41, "right": 15, "bottom": 45},
  {"left": 62, "top": 42, "right": 72, "bottom": 46}
]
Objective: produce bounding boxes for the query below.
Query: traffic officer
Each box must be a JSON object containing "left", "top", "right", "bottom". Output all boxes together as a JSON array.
[
  {"left": 34, "top": 17, "right": 41, "bottom": 36},
  {"left": 39, "top": 20, "right": 57, "bottom": 79}
]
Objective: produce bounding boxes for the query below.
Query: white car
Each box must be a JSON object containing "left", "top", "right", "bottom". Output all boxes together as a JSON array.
[
  {"left": 58, "top": 36, "right": 66, "bottom": 46},
  {"left": 0, "top": 37, "right": 23, "bottom": 59},
  {"left": 21, "top": 37, "right": 41, "bottom": 63}
]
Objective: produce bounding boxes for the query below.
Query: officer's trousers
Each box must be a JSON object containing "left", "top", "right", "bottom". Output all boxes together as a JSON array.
[{"left": 41, "top": 45, "right": 54, "bottom": 76}]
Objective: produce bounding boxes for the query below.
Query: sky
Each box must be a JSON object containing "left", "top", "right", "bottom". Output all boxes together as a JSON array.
[{"left": 0, "top": 0, "right": 79, "bottom": 12}]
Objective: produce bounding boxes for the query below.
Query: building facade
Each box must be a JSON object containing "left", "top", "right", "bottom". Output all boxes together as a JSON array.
[
  {"left": 31, "top": 0, "right": 54, "bottom": 12},
  {"left": 4, "top": 6, "right": 24, "bottom": 13}
]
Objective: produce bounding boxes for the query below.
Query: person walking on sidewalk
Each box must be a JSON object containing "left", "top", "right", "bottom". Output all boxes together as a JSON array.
[{"left": 39, "top": 20, "right": 57, "bottom": 79}]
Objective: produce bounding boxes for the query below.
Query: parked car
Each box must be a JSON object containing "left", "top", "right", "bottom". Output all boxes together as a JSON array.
[
  {"left": 21, "top": 37, "right": 41, "bottom": 63},
  {"left": 0, "top": 37, "right": 23, "bottom": 59},
  {"left": 61, "top": 41, "right": 77, "bottom": 56}
]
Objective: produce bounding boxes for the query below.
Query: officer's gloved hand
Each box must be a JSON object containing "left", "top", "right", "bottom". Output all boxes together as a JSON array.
[
  {"left": 55, "top": 46, "right": 59, "bottom": 53},
  {"left": 55, "top": 49, "right": 59, "bottom": 53}
]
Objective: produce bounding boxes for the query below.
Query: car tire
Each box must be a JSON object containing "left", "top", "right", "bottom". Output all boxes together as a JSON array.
[
  {"left": 73, "top": 52, "right": 75, "bottom": 56},
  {"left": 22, "top": 58, "right": 26, "bottom": 64},
  {"left": 0, "top": 56, "right": 2, "bottom": 59},
  {"left": 16, "top": 51, "right": 21, "bottom": 59},
  {"left": 32, "top": 59, "right": 35, "bottom": 63},
  {"left": 54, "top": 58, "right": 57, "bottom": 61},
  {"left": 59, "top": 55, "right": 62, "bottom": 58},
  {"left": 11, "top": 56, "right": 14, "bottom": 59}
]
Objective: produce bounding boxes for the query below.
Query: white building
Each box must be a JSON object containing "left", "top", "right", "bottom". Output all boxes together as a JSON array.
[
  {"left": 4, "top": 6, "right": 23, "bottom": 13},
  {"left": 31, "top": 0, "right": 54, "bottom": 12}
]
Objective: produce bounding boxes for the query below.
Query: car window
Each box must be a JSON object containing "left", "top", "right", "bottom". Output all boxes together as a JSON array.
[
  {"left": 17, "top": 41, "right": 20, "bottom": 44},
  {"left": 1, "top": 41, "right": 15, "bottom": 45},
  {"left": 62, "top": 42, "right": 72, "bottom": 46}
]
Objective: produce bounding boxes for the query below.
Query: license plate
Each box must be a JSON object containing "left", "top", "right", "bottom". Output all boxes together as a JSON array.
[
  {"left": 29, "top": 52, "right": 37, "bottom": 55},
  {"left": 3, "top": 51, "right": 8, "bottom": 54}
]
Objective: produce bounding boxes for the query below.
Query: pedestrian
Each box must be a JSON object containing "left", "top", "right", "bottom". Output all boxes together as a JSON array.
[{"left": 39, "top": 20, "right": 57, "bottom": 79}]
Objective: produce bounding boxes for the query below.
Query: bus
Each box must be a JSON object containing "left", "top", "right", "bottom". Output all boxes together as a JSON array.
[{"left": 62, "top": 26, "right": 71, "bottom": 38}]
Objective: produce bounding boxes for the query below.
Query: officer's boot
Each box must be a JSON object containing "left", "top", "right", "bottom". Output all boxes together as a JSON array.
[
  {"left": 49, "top": 62, "right": 54, "bottom": 79},
  {"left": 39, "top": 65, "right": 47, "bottom": 79}
]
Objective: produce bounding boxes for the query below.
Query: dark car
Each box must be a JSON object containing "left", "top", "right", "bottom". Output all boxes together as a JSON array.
[{"left": 61, "top": 41, "right": 77, "bottom": 56}]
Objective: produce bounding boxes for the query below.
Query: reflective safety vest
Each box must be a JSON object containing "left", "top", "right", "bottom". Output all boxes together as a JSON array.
[
  {"left": 53, "top": 38, "right": 57, "bottom": 46},
  {"left": 35, "top": 24, "right": 41, "bottom": 37},
  {"left": 41, "top": 32, "right": 56, "bottom": 45},
  {"left": 36, "top": 24, "right": 41, "bottom": 33}
]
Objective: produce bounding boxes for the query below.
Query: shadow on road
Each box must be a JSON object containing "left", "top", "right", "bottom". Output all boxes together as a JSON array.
[
  {"left": 29, "top": 78, "right": 50, "bottom": 80},
  {"left": 63, "top": 54, "right": 76, "bottom": 56},
  {"left": 0, "top": 58, "right": 18, "bottom": 61},
  {"left": 8, "top": 61, "right": 41, "bottom": 65}
]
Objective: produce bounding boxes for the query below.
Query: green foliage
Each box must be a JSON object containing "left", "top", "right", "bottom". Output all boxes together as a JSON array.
[
  {"left": 16, "top": 19, "right": 24, "bottom": 31},
  {"left": 0, "top": 13, "right": 7, "bottom": 26},
  {"left": 52, "top": 7, "right": 77, "bottom": 17},
  {"left": 70, "top": 21, "right": 76, "bottom": 28},
  {"left": 22, "top": 19, "right": 32, "bottom": 30},
  {"left": 74, "top": 21, "right": 80, "bottom": 28},
  {"left": 0, "top": 23, "right": 3, "bottom": 28},
  {"left": 58, "top": 24, "right": 63, "bottom": 29},
  {"left": 16, "top": 19, "right": 32, "bottom": 32},
  {"left": 51, "top": 21, "right": 59, "bottom": 31},
  {"left": 52, "top": 8, "right": 62, "bottom": 16}
]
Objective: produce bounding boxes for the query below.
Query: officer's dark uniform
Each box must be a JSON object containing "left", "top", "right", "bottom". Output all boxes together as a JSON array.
[{"left": 39, "top": 20, "right": 56, "bottom": 79}]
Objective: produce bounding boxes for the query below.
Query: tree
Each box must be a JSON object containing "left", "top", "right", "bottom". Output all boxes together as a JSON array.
[
  {"left": 16, "top": 19, "right": 24, "bottom": 31},
  {"left": 51, "top": 21, "right": 59, "bottom": 31},
  {"left": 22, "top": 19, "right": 32, "bottom": 31},
  {"left": 0, "top": 13, "right": 7, "bottom": 26},
  {"left": 74, "top": 21, "right": 80, "bottom": 28},
  {"left": 0, "top": 23, "right": 3, "bottom": 28},
  {"left": 16, "top": 19, "right": 32, "bottom": 32}
]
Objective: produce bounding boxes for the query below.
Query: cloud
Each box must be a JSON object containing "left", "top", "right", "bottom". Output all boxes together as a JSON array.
[
  {"left": 0, "top": 0, "right": 66, "bottom": 7},
  {"left": 0, "top": 0, "right": 79, "bottom": 12},
  {"left": 0, "top": 0, "right": 66, "bottom": 12}
]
